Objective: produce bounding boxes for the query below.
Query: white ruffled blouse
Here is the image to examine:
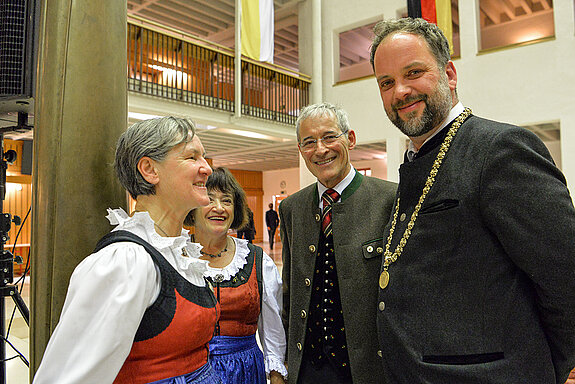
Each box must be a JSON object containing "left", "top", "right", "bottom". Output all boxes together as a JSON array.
[
  {"left": 204, "top": 237, "right": 288, "bottom": 379},
  {"left": 33, "top": 208, "right": 211, "bottom": 384}
]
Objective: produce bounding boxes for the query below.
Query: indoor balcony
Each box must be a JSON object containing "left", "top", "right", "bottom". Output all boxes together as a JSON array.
[{"left": 128, "top": 16, "right": 311, "bottom": 126}]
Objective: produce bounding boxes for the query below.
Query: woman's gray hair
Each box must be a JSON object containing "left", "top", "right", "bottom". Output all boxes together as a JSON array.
[
  {"left": 114, "top": 116, "right": 197, "bottom": 199},
  {"left": 295, "top": 102, "right": 351, "bottom": 142},
  {"left": 370, "top": 18, "right": 451, "bottom": 70}
]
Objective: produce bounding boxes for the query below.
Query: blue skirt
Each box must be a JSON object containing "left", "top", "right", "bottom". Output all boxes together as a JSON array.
[
  {"left": 209, "top": 334, "right": 266, "bottom": 384},
  {"left": 148, "top": 362, "right": 222, "bottom": 384}
]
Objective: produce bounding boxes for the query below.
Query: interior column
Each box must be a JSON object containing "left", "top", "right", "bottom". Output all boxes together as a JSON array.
[{"left": 30, "top": 0, "right": 127, "bottom": 377}]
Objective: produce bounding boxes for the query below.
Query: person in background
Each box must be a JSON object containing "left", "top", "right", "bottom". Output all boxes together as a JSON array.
[
  {"left": 185, "top": 167, "right": 287, "bottom": 384},
  {"left": 236, "top": 208, "right": 255, "bottom": 243},
  {"left": 370, "top": 17, "right": 575, "bottom": 384},
  {"left": 242, "top": 208, "right": 256, "bottom": 244},
  {"left": 279, "top": 102, "right": 397, "bottom": 383},
  {"left": 265, "top": 203, "right": 280, "bottom": 250},
  {"left": 33, "top": 116, "right": 222, "bottom": 384}
]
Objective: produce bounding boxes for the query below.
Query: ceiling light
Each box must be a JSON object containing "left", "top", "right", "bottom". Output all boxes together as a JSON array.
[{"left": 219, "top": 128, "right": 280, "bottom": 140}]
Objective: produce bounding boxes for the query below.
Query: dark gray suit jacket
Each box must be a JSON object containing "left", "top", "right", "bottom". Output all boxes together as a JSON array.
[
  {"left": 378, "top": 115, "right": 575, "bottom": 384},
  {"left": 280, "top": 172, "right": 396, "bottom": 383}
]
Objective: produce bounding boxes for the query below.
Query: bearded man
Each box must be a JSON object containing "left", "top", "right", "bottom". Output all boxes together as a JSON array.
[{"left": 370, "top": 17, "right": 575, "bottom": 384}]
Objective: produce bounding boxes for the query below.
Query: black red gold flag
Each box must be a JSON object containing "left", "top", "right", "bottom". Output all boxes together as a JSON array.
[{"left": 406, "top": 0, "right": 453, "bottom": 54}]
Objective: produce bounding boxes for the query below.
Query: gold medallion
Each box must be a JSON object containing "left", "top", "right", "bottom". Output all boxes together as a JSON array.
[{"left": 379, "top": 270, "right": 389, "bottom": 289}]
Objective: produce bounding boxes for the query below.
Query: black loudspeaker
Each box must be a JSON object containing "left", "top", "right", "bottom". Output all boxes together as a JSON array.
[{"left": 0, "top": 0, "right": 39, "bottom": 114}]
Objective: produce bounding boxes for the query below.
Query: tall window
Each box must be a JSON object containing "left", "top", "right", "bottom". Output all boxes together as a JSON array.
[
  {"left": 524, "top": 122, "right": 561, "bottom": 169},
  {"left": 337, "top": 21, "right": 377, "bottom": 83},
  {"left": 479, "top": 0, "right": 555, "bottom": 51}
]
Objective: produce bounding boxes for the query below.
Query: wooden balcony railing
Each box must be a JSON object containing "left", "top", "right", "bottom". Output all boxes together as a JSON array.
[{"left": 128, "top": 19, "right": 310, "bottom": 125}]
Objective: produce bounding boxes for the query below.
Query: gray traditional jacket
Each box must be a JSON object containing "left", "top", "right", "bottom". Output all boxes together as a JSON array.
[{"left": 280, "top": 172, "right": 396, "bottom": 383}]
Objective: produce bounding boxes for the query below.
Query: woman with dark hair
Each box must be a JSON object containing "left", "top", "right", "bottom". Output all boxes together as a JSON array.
[
  {"left": 185, "top": 167, "right": 287, "bottom": 384},
  {"left": 33, "top": 117, "right": 222, "bottom": 384}
]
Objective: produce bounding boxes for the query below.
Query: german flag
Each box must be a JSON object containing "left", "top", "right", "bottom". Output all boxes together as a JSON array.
[{"left": 407, "top": 0, "right": 453, "bottom": 54}]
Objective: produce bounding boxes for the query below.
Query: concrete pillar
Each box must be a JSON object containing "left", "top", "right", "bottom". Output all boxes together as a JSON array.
[
  {"left": 30, "top": 0, "right": 127, "bottom": 377},
  {"left": 296, "top": 0, "right": 323, "bottom": 188},
  {"left": 310, "top": 0, "right": 322, "bottom": 104}
]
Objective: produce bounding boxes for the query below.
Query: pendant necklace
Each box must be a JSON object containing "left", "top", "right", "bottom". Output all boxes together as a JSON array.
[
  {"left": 379, "top": 107, "right": 472, "bottom": 290},
  {"left": 200, "top": 237, "right": 229, "bottom": 258}
]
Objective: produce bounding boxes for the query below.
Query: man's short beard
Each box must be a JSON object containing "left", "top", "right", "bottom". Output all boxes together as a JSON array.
[{"left": 387, "top": 76, "right": 453, "bottom": 138}]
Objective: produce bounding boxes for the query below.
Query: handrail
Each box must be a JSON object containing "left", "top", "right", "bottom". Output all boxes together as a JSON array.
[
  {"left": 127, "top": 19, "right": 310, "bottom": 125},
  {"left": 127, "top": 16, "right": 310, "bottom": 82}
]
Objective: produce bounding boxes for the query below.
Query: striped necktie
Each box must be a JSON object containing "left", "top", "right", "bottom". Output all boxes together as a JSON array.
[{"left": 321, "top": 188, "right": 340, "bottom": 237}]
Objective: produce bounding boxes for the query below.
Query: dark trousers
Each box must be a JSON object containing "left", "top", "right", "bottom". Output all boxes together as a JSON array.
[
  {"left": 296, "top": 357, "right": 352, "bottom": 384},
  {"left": 268, "top": 227, "right": 277, "bottom": 249}
]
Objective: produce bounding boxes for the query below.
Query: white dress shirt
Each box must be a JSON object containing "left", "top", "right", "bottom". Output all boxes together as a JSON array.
[{"left": 316, "top": 167, "right": 356, "bottom": 209}]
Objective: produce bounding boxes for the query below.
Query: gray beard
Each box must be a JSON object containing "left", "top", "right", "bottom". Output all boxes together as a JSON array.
[{"left": 388, "top": 79, "right": 453, "bottom": 138}]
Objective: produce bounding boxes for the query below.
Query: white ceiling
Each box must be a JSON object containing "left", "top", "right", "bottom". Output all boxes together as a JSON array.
[
  {"left": 195, "top": 127, "right": 389, "bottom": 171},
  {"left": 124, "top": 115, "right": 389, "bottom": 172}
]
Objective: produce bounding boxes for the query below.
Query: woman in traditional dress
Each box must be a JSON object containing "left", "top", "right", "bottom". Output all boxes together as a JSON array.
[
  {"left": 33, "top": 117, "right": 222, "bottom": 384},
  {"left": 186, "top": 167, "right": 287, "bottom": 384}
]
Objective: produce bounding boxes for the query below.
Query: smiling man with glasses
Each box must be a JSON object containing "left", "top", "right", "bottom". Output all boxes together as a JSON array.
[
  {"left": 296, "top": 105, "right": 354, "bottom": 190},
  {"left": 279, "top": 102, "right": 396, "bottom": 383}
]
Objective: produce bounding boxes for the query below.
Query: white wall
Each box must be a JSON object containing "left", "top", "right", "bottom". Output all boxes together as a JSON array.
[
  {"left": 320, "top": 0, "right": 407, "bottom": 145},
  {"left": 352, "top": 158, "right": 388, "bottom": 180}
]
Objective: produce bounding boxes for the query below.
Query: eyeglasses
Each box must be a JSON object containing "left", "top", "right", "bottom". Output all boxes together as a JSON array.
[{"left": 298, "top": 131, "right": 348, "bottom": 152}]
